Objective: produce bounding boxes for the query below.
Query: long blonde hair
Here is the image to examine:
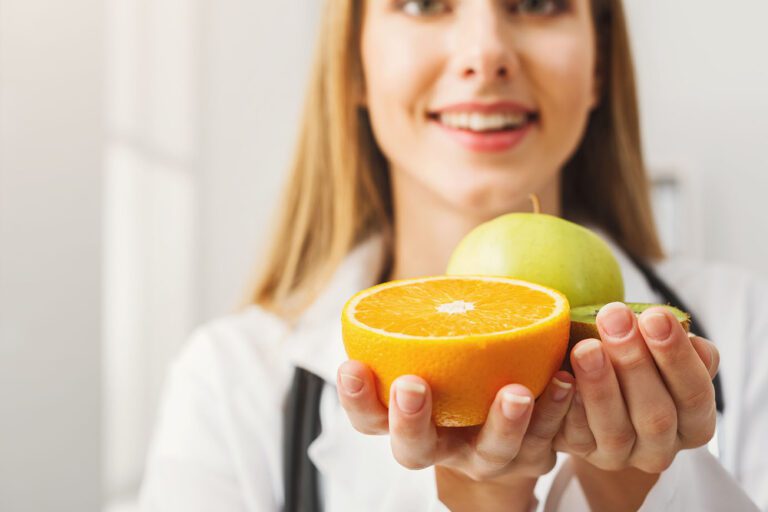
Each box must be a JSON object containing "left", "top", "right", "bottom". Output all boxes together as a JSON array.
[{"left": 249, "top": 0, "right": 663, "bottom": 320}]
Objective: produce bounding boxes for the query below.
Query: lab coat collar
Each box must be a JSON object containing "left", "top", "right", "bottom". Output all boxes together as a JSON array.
[{"left": 284, "top": 223, "right": 661, "bottom": 385}]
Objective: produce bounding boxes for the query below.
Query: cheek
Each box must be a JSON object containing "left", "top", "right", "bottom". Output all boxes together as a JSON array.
[
  {"left": 522, "top": 33, "right": 597, "bottom": 123},
  {"left": 361, "top": 23, "right": 442, "bottom": 160}
]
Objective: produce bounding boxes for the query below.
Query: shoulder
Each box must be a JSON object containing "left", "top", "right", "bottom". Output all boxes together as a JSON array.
[
  {"left": 142, "top": 306, "right": 293, "bottom": 507},
  {"left": 170, "top": 305, "right": 294, "bottom": 399},
  {"left": 148, "top": 305, "right": 295, "bottom": 458},
  {"left": 654, "top": 255, "right": 768, "bottom": 352},
  {"left": 655, "top": 256, "right": 761, "bottom": 297},
  {"left": 654, "top": 256, "right": 766, "bottom": 312}
]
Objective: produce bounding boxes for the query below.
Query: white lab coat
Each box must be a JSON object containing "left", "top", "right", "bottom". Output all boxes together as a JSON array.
[{"left": 140, "top": 229, "right": 767, "bottom": 511}]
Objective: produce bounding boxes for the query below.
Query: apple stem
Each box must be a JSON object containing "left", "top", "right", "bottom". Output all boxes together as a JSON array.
[{"left": 528, "top": 193, "right": 541, "bottom": 214}]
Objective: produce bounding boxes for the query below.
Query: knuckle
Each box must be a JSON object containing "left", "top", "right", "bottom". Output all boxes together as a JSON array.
[
  {"left": 567, "top": 410, "right": 590, "bottom": 430},
  {"left": 474, "top": 446, "right": 512, "bottom": 470},
  {"left": 638, "top": 409, "right": 677, "bottom": 438},
  {"left": 356, "top": 421, "right": 386, "bottom": 435},
  {"left": 516, "top": 449, "right": 557, "bottom": 477},
  {"left": 679, "top": 385, "right": 715, "bottom": 414},
  {"left": 532, "top": 408, "right": 567, "bottom": 437},
  {"left": 393, "top": 451, "right": 430, "bottom": 470},
  {"left": 391, "top": 418, "right": 426, "bottom": 440},
  {"left": 351, "top": 422, "right": 372, "bottom": 434},
  {"left": 636, "top": 454, "right": 675, "bottom": 474},
  {"left": 681, "top": 416, "right": 717, "bottom": 448},
  {"left": 599, "top": 427, "right": 636, "bottom": 454},
  {"left": 653, "top": 341, "right": 686, "bottom": 365},
  {"left": 524, "top": 425, "right": 555, "bottom": 451},
  {"left": 566, "top": 438, "right": 597, "bottom": 455},
  {"left": 587, "top": 386, "right": 618, "bottom": 406},
  {"left": 591, "top": 456, "right": 627, "bottom": 471},
  {"left": 615, "top": 350, "right": 650, "bottom": 372},
  {"left": 347, "top": 411, "right": 387, "bottom": 435},
  {"left": 537, "top": 402, "right": 566, "bottom": 424}
]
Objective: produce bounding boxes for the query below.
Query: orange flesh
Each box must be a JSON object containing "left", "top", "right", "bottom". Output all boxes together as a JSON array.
[{"left": 353, "top": 279, "right": 558, "bottom": 337}]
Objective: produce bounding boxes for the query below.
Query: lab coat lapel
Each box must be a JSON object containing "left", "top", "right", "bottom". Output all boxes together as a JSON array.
[
  {"left": 283, "top": 233, "right": 387, "bottom": 384},
  {"left": 282, "top": 233, "right": 438, "bottom": 509}
]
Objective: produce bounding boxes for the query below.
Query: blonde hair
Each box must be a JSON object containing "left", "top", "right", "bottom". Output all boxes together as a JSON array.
[{"left": 249, "top": 0, "right": 663, "bottom": 320}]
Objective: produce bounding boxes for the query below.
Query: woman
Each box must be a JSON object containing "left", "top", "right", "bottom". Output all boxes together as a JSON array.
[{"left": 140, "top": 0, "right": 767, "bottom": 510}]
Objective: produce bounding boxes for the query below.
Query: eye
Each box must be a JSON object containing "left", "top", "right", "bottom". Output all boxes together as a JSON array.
[
  {"left": 513, "top": 0, "right": 568, "bottom": 16},
  {"left": 398, "top": 0, "right": 450, "bottom": 17}
]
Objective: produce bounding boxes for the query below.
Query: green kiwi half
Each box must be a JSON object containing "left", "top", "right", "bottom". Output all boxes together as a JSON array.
[
  {"left": 570, "top": 302, "right": 691, "bottom": 346},
  {"left": 559, "top": 302, "right": 692, "bottom": 373}
]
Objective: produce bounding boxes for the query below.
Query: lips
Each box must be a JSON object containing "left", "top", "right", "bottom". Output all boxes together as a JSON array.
[{"left": 427, "top": 102, "right": 539, "bottom": 152}]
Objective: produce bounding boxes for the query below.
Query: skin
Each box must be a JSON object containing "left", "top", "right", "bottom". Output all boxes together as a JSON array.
[{"left": 338, "top": 0, "right": 721, "bottom": 508}]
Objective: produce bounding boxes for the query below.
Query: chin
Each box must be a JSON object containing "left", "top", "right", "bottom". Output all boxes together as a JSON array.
[
  {"left": 439, "top": 173, "right": 533, "bottom": 212},
  {"left": 438, "top": 189, "right": 518, "bottom": 221}
]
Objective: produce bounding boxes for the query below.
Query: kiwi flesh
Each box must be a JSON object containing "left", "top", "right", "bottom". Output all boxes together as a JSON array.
[
  {"left": 570, "top": 303, "right": 691, "bottom": 346},
  {"left": 558, "top": 302, "right": 692, "bottom": 372}
]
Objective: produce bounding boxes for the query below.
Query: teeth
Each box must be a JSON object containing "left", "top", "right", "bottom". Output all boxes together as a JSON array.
[{"left": 438, "top": 111, "right": 528, "bottom": 132}]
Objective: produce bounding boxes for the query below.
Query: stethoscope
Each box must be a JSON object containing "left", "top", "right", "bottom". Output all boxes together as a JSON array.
[{"left": 282, "top": 258, "right": 725, "bottom": 512}]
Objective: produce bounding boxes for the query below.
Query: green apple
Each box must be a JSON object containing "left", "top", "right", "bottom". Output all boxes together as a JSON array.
[{"left": 446, "top": 213, "right": 624, "bottom": 308}]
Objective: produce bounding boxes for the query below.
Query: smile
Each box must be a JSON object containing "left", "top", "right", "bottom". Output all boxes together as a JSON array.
[
  {"left": 427, "top": 103, "right": 539, "bottom": 152},
  {"left": 432, "top": 111, "right": 537, "bottom": 132}
]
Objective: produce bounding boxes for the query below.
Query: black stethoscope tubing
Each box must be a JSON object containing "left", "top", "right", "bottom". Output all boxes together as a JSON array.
[{"left": 282, "top": 259, "right": 724, "bottom": 512}]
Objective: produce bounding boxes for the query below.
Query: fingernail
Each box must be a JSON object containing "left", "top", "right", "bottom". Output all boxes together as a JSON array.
[
  {"left": 574, "top": 339, "right": 605, "bottom": 373},
  {"left": 340, "top": 373, "right": 363, "bottom": 394},
  {"left": 599, "top": 303, "right": 633, "bottom": 338},
  {"left": 643, "top": 312, "right": 671, "bottom": 341},
  {"left": 501, "top": 391, "right": 531, "bottom": 420},
  {"left": 395, "top": 380, "right": 426, "bottom": 414},
  {"left": 551, "top": 378, "right": 573, "bottom": 402}
]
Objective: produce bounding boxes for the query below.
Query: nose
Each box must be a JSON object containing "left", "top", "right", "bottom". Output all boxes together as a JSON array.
[{"left": 453, "top": 8, "right": 517, "bottom": 83}]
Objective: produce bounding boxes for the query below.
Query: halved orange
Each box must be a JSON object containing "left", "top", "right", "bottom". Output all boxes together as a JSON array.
[{"left": 341, "top": 275, "right": 570, "bottom": 427}]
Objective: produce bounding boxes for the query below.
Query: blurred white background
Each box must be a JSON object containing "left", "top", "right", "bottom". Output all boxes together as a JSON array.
[{"left": 0, "top": 1, "right": 766, "bottom": 511}]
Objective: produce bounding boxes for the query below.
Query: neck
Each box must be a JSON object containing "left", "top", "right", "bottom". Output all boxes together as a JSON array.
[{"left": 386, "top": 172, "right": 561, "bottom": 282}]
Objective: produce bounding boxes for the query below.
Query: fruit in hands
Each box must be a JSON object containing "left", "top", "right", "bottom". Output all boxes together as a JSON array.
[
  {"left": 569, "top": 302, "right": 691, "bottom": 344},
  {"left": 341, "top": 275, "right": 570, "bottom": 427},
  {"left": 446, "top": 212, "right": 624, "bottom": 308}
]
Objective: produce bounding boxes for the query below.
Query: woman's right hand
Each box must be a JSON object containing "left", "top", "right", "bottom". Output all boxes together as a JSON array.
[{"left": 336, "top": 361, "right": 575, "bottom": 510}]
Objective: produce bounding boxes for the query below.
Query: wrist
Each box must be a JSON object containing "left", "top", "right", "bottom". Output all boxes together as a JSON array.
[
  {"left": 435, "top": 465, "right": 537, "bottom": 512},
  {"left": 572, "top": 458, "right": 660, "bottom": 512}
]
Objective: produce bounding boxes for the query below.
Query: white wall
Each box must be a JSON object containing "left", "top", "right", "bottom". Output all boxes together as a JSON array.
[
  {"left": 627, "top": 0, "right": 768, "bottom": 275},
  {"left": 0, "top": 0, "right": 103, "bottom": 510},
  {"left": 103, "top": 0, "right": 200, "bottom": 503},
  {"left": 101, "top": 1, "right": 322, "bottom": 508},
  {"left": 199, "top": 0, "right": 321, "bottom": 319}
]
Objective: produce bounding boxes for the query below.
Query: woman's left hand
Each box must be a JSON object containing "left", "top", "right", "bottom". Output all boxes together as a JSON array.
[{"left": 554, "top": 302, "right": 720, "bottom": 474}]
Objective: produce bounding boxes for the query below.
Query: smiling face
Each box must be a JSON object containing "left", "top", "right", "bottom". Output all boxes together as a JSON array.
[{"left": 361, "top": 0, "right": 599, "bottom": 217}]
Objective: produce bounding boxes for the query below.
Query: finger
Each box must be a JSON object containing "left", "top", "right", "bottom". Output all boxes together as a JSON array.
[
  {"left": 469, "top": 384, "right": 534, "bottom": 478},
  {"left": 639, "top": 309, "right": 716, "bottom": 448},
  {"left": 555, "top": 390, "right": 596, "bottom": 457},
  {"left": 689, "top": 334, "right": 720, "bottom": 378},
  {"left": 571, "top": 338, "right": 636, "bottom": 468},
  {"left": 597, "top": 303, "right": 677, "bottom": 473},
  {"left": 389, "top": 375, "right": 438, "bottom": 469},
  {"left": 336, "top": 360, "right": 389, "bottom": 435},
  {"left": 515, "top": 372, "right": 575, "bottom": 474}
]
